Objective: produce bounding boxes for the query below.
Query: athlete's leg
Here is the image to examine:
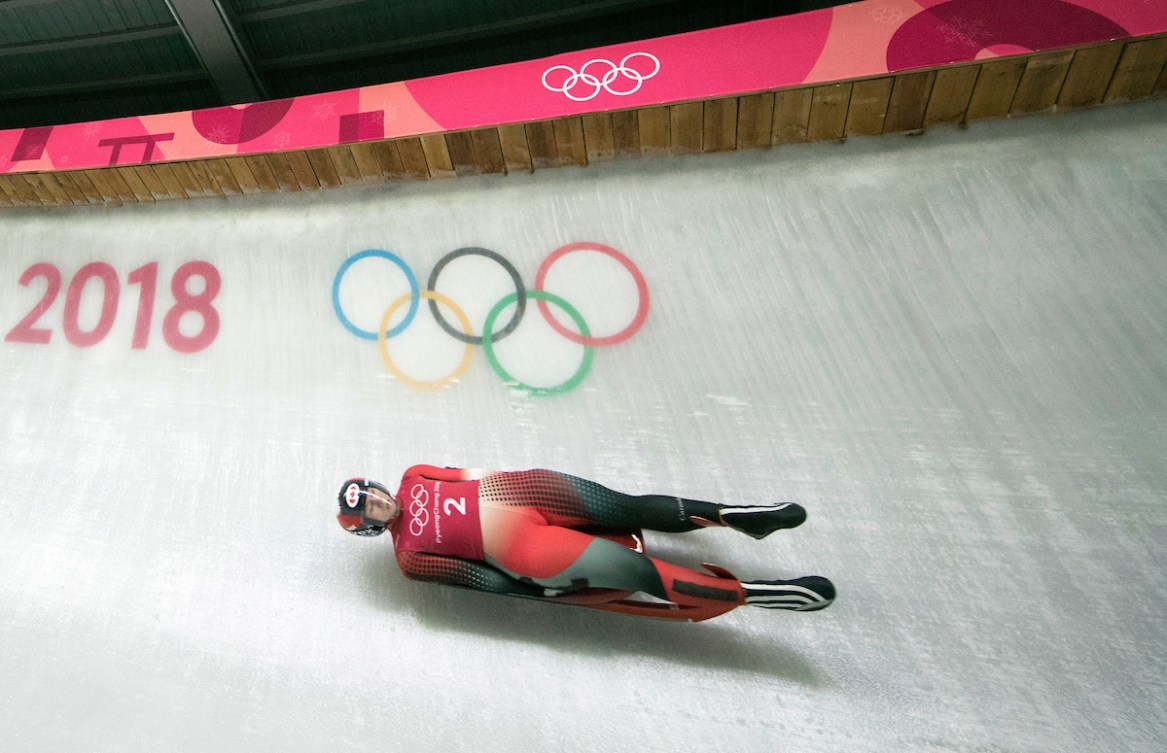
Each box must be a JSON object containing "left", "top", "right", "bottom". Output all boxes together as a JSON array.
[
  {"left": 480, "top": 506, "right": 834, "bottom": 613},
  {"left": 480, "top": 509, "right": 744, "bottom": 606},
  {"left": 478, "top": 469, "right": 805, "bottom": 538}
]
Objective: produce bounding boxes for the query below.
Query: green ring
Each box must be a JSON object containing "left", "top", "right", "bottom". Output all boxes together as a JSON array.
[{"left": 482, "top": 290, "right": 594, "bottom": 396}]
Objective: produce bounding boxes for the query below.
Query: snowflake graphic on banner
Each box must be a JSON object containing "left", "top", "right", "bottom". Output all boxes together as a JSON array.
[
  {"left": 941, "top": 16, "right": 990, "bottom": 46},
  {"left": 871, "top": 5, "right": 906, "bottom": 25},
  {"left": 205, "top": 125, "right": 232, "bottom": 144}
]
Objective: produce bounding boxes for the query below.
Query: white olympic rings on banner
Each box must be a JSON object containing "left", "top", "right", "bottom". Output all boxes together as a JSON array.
[{"left": 542, "top": 52, "right": 661, "bottom": 102}]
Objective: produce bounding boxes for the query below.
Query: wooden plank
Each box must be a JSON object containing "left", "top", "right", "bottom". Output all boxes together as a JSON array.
[
  {"left": 497, "top": 123, "right": 533, "bottom": 172},
  {"left": 9, "top": 174, "right": 43, "bottom": 205},
  {"left": 772, "top": 87, "right": 813, "bottom": 144},
  {"left": 444, "top": 131, "right": 479, "bottom": 175},
  {"left": 470, "top": 128, "right": 506, "bottom": 174},
  {"left": 395, "top": 137, "right": 431, "bottom": 179},
  {"left": 150, "top": 163, "right": 189, "bottom": 199},
  {"left": 966, "top": 58, "right": 1027, "bottom": 120},
  {"left": 242, "top": 155, "right": 278, "bottom": 192},
  {"left": 27, "top": 173, "right": 71, "bottom": 205},
  {"left": 17, "top": 172, "right": 53, "bottom": 203},
  {"left": 702, "top": 98, "right": 738, "bottom": 153},
  {"left": 116, "top": 165, "right": 158, "bottom": 202},
  {"left": 348, "top": 142, "right": 387, "bottom": 181},
  {"left": 324, "top": 145, "right": 364, "bottom": 184},
  {"left": 128, "top": 165, "right": 168, "bottom": 201},
  {"left": 313, "top": 147, "right": 349, "bottom": 187},
  {"left": 184, "top": 160, "right": 224, "bottom": 198},
  {"left": 553, "top": 118, "right": 587, "bottom": 166},
  {"left": 420, "top": 134, "right": 455, "bottom": 178},
  {"left": 83, "top": 169, "right": 124, "bottom": 203},
  {"left": 223, "top": 157, "right": 260, "bottom": 194},
  {"left": 1011, "top": 51, "right": 1074, "bottom": 114},
  {"left": 808, "top": 82, "right": 851, "bottom": 141},
  {"left": 924, "top": 65, "right": 979, "bottom": 126},
  {"left": 845, "top": 77, "right": 893, "bottom": 136},
  {"left": 168, "top": 161, "right": 210, "bottom": 198},
  {"left": 611, "top": 110, "right": 640, "bottom": 157},
  {"left": 1105, "top": 37, "right": 1167, "bottom": 102},
  {"left": 581, "top": 112, "right": 615, "bottom": 163},
  {"left": 99, "top": 168, "right": 139, "bottom": 202},
  {"left": 285, "top": 150, "right": 321, "bottom": 190},
  {"left": 524, "top": 121, "right": 559, "bottom": 169},
  {"left": 11, "top": 173, "right": 46, "bottom": 204},
  {"left": 371, "top": 141, "right": 407, "bottom": 180},
  {"left": 329, "top": 146, "right": 362, "bottom": 185},
  {"left": 883, "top": 71, "right": 934, "bottom": 133},
  {"left": 1058, "top": 43, "right": 1124, "bottom": 108},
  {"left": 61, "top": 170, "right": 98, "bottom": 203},
  {"left": 54, "top": 171, "right": 92, "bottom": 205},
  {"left": 736, "top": 92, "right": 774, "bottom": 150},
  {"left": 264, "top": 153, "right": 301, "bottom": 192},
  {"left": 0, "top": 176, "right": 18, "bottom": 206},
  {"left": 637, "top": 106, "right": 670, "bottom": 155},
  {"left": 52, "top": 175, "right": 81, "bottom": 205},
  {"left": 21, "top": 173, "right": 58, "bottom": 205},
  {"left": 201, "top": 159, "right": 241, "bottom": 196},
  {"left": 670, "top": 102, "right": 703, "bottom": 154}
]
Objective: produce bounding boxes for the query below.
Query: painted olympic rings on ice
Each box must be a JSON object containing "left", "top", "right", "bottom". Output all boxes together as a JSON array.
[
  {"left": 542, "top": 52, "right": 660, "bottom": 102},
  {"left": 332, "top": 249, "right": 419, "bottom": 340},
  {"left": 331, "top": 242, "right": 650, "bottom": 395},
  {"left": 482, "top": 290, "right": 594, "bottom": 397},
  {"left": 427, "top": 247, "right": 525, "bottom": 345}
]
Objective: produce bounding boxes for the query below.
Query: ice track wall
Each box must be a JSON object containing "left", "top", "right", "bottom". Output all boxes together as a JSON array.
[{"left": 2, "top": 99, "right": 1166, "bottom": 753}]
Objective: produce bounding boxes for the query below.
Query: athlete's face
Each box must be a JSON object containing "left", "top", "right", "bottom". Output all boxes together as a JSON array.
[{"left": 363, "top": 487, "right": 400, "bottom": 524}]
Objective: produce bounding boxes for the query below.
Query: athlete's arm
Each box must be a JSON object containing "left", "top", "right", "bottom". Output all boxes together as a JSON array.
[
  {"left": 395, "top": 550, "right": 544, "bottom": 597},
  {"left": 401, "top": 465, "right": 492, "bottom": 482}
]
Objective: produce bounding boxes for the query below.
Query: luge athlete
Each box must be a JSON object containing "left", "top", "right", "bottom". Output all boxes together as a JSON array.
[{"left": 337, "top": 465, "right": 834, "bottom": 621}]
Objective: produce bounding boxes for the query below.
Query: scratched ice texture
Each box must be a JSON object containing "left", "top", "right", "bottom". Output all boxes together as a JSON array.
[{"left": 1, "top": 98, "right": 1165, "bottom": 753}]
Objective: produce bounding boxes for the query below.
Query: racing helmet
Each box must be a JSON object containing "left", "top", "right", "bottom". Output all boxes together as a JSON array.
[{"left": 336, "top": 478, "right": 395, "bottom": 536}]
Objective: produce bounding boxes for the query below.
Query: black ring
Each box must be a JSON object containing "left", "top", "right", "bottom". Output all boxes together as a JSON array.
[{"left": 426, "top": 247, "right": 526, "bottom": 345}]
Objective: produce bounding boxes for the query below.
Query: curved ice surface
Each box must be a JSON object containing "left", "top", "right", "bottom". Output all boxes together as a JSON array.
[{"left": 2, "top": 99, "right": 1166, "bottom": 753}]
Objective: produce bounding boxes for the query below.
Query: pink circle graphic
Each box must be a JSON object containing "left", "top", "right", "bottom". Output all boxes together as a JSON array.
[{"left": 887, "top": 0, "right": 1129, "bottom": 71}]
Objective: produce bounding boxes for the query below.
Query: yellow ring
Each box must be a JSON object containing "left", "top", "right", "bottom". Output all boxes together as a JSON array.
[{"left": 378, "top": 291, "right": 475, "bottom": 391}]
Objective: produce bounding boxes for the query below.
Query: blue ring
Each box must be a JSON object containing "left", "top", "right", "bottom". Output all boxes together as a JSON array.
[{"left": 332, "top": 249, "right": 419, "bottom": 340}]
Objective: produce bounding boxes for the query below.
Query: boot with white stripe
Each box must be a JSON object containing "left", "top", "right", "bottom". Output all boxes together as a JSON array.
[
  {"left": 718, "top": 502, "right": 807, "bottom": 539},
  {"left": 742, "top": 576, "right": 835, "bottom": 611}
]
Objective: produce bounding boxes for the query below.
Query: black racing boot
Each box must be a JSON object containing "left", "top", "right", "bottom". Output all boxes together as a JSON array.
[
  {"left": 719, "top": 503, "right": 807, "bottom": 539},
  {"left": 742, "top": 576, "right": 835, "bottom": 611}
]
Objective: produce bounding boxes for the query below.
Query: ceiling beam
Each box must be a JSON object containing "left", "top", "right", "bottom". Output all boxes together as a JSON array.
[
  {"left": 3, "top": 69, "right": 207, "bottom": 99},
  {"left": 164, "top": 0, "right": 268, "bottom": 104},
  {"left": 0, "top": 25, "right": 180, "bottom": 58},
  {"left": 263, "top": 0, "right": 680, "bottom": 70}
]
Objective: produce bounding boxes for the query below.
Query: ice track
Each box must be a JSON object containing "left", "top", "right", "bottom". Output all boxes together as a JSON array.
[{"left": 2, "top": 98, "right": 1166, "bottom": 753}]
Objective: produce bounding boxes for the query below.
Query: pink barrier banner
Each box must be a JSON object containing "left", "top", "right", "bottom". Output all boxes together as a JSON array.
[{"left": 2, "top": 0, "right": 1163, "bottom": 176}]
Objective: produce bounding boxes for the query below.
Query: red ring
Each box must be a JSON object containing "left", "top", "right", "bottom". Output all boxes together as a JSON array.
[{"left": 534, "top": 242, "right": 649, "bottom": 346}]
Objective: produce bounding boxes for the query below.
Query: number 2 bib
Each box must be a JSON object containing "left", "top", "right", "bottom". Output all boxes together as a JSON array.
[{"left": 392, "top": 475, "right": 484, "bottom": 560}]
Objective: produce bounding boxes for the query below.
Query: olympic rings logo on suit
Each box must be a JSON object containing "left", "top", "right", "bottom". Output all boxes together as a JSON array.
[
  {"left": 332, "top": 241, "right": 650, "bottom": 396},
  {"left": 541, "top": 52, "right": 660, "bottom": 102},
  {"left": 408, "top": 484, "right": 430, "bottom": 537}
]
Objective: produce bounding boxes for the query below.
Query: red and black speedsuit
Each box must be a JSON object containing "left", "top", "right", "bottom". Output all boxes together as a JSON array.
[{"left": 390, "top": 465, "right": 748, "bottom": 621}]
